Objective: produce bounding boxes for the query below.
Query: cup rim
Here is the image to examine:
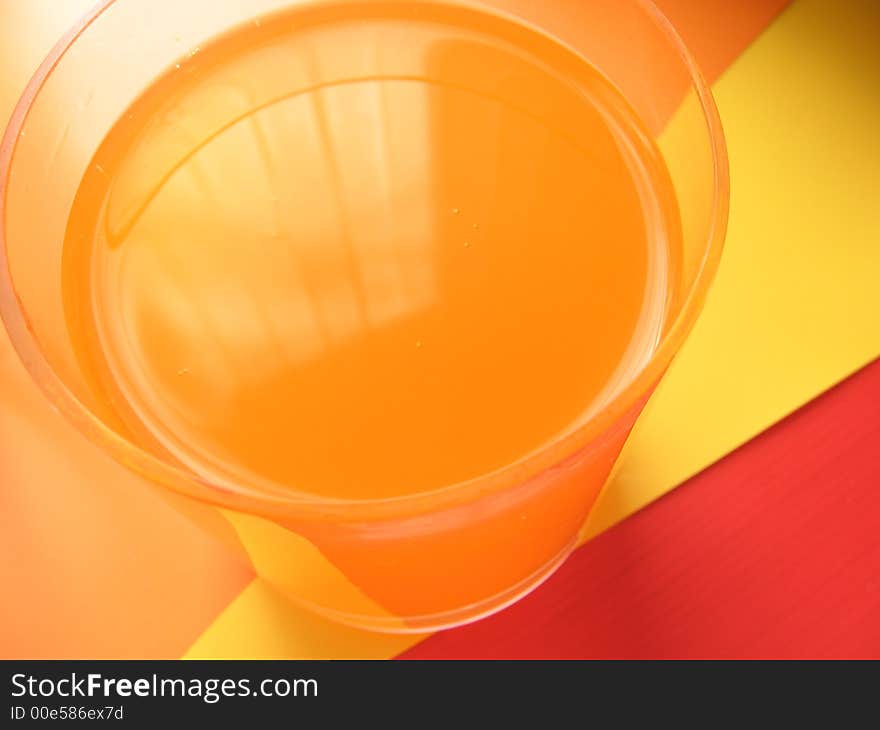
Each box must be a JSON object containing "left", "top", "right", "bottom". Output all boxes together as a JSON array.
[{"left": 0, "top": 0, "right": 729, "bottom": 522}]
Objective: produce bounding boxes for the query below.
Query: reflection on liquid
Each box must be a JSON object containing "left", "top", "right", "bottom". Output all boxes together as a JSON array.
[
  {"left": 118, "top": 77, "right": 436, "bottom": 381},
  {"left": 63, "top": 4, "right": 678, "bottom": 498}
]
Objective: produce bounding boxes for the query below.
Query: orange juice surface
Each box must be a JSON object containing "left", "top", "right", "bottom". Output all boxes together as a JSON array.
[{"left": 63, "top": 3, "right": 680, "bottom": 501}]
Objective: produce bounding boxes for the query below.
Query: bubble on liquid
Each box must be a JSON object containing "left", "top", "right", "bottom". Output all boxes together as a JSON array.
[
  {"left": 463, "top": 241, "right": 471, "bottom": 248},
  {"left": 174, "top": 63, "right": 181, "bottom": 70},
  {"left": 472, "top": 223, "right": 479, "bottom": 230},
  {"left": 415, "top": 340, "right": 423, "bottom": 349},
  {"left": 451, "top": 207, "right": 460, "bottom": 215},
  {"left": 189, "top": 47, "right": 201, "bottom": 57}
]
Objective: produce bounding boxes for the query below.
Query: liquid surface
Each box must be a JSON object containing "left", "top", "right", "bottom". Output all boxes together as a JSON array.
[{"left": 63, "top": 3, "right": 680, "bottom": 499}]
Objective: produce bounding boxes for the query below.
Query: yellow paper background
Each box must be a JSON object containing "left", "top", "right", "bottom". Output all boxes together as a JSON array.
[{"left": 585, "top": 0, "right": 880, "bottom": 536}]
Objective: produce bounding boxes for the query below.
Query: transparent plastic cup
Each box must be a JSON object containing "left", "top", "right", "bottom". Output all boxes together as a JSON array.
[{"left": 0, "top": 0, "right": 727, "bottom": 632}]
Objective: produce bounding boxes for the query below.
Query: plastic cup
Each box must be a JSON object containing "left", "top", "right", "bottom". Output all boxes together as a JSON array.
[{"left": 0, "top": 0, "right": 727, "bottom": 632}]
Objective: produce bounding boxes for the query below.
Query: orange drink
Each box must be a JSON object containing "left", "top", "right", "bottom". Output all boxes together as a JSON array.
[
  {"left": 63, "top": 4, "right": 679, "bottom": 500},
  {"left": 0, "top": 0, "right": 727, "bottom": 630}
]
